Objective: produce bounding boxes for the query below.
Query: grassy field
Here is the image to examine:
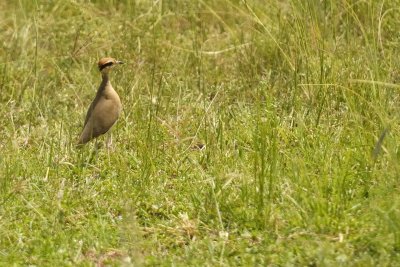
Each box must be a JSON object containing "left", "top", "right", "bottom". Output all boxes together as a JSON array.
[{"left": 1, "top": 0, "right": 400, "bottom": 265}]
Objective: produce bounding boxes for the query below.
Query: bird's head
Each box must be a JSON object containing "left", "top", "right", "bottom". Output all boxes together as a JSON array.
[{"left": 98, "top": 57, "right": 124, "bottom": 74}]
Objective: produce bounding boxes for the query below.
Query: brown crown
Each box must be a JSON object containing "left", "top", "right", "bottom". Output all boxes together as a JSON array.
[{"left": 98, "top": 57, "right": 115, "bottom": 70}]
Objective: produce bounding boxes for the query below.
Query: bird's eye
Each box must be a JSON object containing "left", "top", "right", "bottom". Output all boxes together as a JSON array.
[{"left": 99, "top": 62, "right": 114, "bottom": 71}]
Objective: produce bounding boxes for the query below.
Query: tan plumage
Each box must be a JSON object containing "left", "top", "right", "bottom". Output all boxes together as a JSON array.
[{"left": 78, "top": 57, "right": 124, "bottom": 145}]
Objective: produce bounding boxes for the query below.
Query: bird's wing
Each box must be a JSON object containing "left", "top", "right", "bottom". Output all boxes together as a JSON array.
[{"left": 83, "top": 97, "right": 97, "bottom": 127}]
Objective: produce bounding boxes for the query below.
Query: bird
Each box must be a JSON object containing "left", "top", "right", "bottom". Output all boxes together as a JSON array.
[{"left": 77, "top": 57, "right": 124, "bottom": 145}]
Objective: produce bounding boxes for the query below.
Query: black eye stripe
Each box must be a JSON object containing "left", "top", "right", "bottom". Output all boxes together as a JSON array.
[{"left": 99, "top": 61, "right": 113, "bottom": 71}]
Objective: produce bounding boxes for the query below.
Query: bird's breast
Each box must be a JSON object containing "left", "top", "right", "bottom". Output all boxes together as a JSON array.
[{"left": 103, "top": 87, "right": 121, "bottom": 107}]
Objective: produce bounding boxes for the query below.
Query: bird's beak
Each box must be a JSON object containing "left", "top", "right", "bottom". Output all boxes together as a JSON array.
[{"left": 116, "top": 60, "right": 124, "bottom": 64}]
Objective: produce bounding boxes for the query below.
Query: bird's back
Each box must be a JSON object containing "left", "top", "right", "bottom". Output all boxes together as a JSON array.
[{"left": 78, "top": 83, "right": 121, "bottom": 144}]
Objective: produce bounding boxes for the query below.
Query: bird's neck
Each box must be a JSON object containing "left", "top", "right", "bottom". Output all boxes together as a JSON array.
[
  {"left": 99, "top": 73, "right": 111, "bottom": 91},
  {"left": 101, "top": 72, "right": 110, "bottom": 83}
]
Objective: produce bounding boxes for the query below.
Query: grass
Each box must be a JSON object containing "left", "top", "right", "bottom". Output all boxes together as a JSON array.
[{"left": 1, "top": 0, "right": 400, "bottom": 265}]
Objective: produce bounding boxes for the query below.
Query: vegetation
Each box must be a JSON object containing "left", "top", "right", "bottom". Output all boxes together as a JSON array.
[{"left": 1, "top": 0, "right": 400, "bottom": 265}]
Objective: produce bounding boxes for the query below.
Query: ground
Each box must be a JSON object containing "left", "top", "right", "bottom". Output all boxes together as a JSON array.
[{"left": 1, "top": 0, "right": 400, "bottom": 266}]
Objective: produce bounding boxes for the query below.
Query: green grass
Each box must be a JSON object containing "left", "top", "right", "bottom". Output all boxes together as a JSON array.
[{"left": 1, "top": 0, "right": 400, "bottom": 265}]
